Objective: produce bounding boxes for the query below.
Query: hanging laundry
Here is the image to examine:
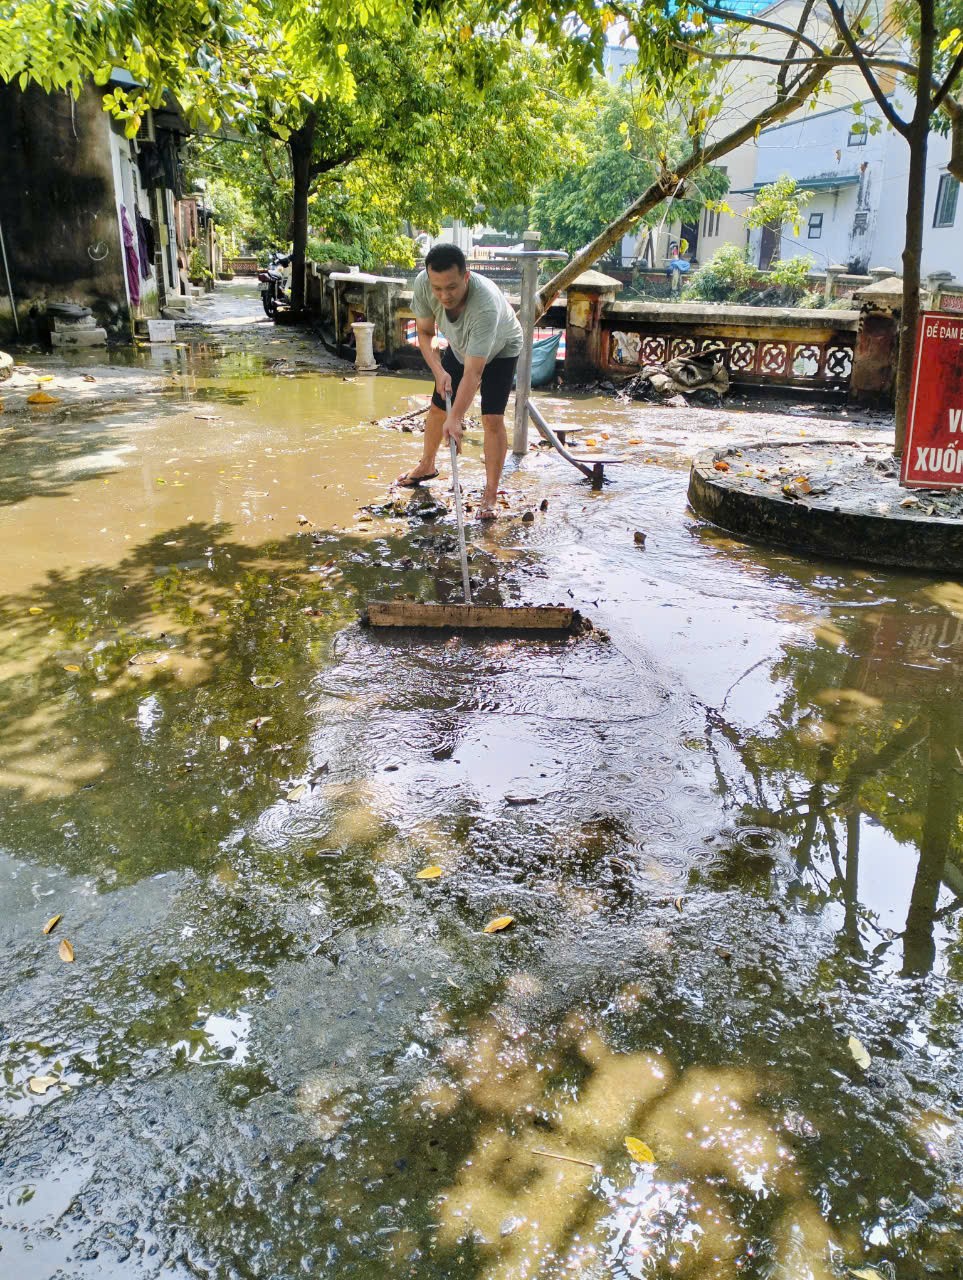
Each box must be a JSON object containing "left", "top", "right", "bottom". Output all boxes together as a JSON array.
[{"left": 120, "top": 204, "right": 141, "bottom": 307}]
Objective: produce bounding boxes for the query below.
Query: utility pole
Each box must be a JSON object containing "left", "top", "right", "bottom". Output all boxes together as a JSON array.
[{"left": 510, "top": 232, "right": 567, "bottom": 456}]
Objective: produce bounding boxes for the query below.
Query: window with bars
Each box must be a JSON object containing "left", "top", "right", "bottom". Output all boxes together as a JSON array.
[{"left": 934, "top": 174, "right": 959, "bottom": 228}]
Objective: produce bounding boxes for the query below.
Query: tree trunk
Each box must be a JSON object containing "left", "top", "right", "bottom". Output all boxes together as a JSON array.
[
  {"left": 536, "top": 58, "right": 833, "bottom": 316},
  {"left": 894, "top": 123, "right": 927, "bottom": 454},
  {"left": 949, "top": 111, "right": 963, "bottom": 184},
  {"left": 287, "top": 110, "right": 317, "bottom": 315},
  {"left": 894, "top": 0, "right": 936, "bottom": 455}
]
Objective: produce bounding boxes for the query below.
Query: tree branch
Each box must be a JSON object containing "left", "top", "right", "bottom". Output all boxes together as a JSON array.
[
  {"left": 824, "top": 0, "right": 908, "bottom": 134},
  {"left": 700, "top": 6, "right": 825, "bottom": 57},
  {"left": 536, "top": 53, "right": 835, "bottom": 316},
  {"left": 669, "top": 41, "right": 914, "bottom": 74},
  {"left": 309, "top": 151, "right": 360, "bottom": 179},
  {"left": 933, "top": 45, "right": 963, "bottom": 110},
  {"left": 778, "top": 0, "right": 816, "bottom": 94}
]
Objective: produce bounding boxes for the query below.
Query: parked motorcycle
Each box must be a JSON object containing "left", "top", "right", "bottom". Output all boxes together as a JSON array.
[{"left": 258, "top": 251, "right": 293, "bottom": 318}]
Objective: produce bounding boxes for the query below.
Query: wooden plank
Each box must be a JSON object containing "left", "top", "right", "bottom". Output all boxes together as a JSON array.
[{"left": 365, "top": 601, "right": 575, "bottom": 630}]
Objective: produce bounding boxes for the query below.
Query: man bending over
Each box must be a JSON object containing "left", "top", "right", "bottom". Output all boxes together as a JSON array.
[{"left": 398, "top": 243, "right": 523, "bottom": 521}]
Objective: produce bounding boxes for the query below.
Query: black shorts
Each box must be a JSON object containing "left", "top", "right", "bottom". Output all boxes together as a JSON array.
[{"left": 430, "top": 345, "right": 519, "bottom": 417}]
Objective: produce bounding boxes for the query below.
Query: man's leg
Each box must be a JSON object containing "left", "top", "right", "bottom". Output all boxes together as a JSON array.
[
  {"left": 480, "top": 414, "right": 508, "bottom": 516},
  {"left": 476, "top": 355, "right": 516, "bottom": 516},
  {"left": 397, "top": 349, "right": 460, "bottom": 484},
  {"left": 398, "top": 403, "right": 445, "bottom": 483}
]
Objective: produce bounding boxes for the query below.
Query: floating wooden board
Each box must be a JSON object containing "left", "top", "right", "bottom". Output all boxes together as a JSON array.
[{"left": 365, "top": 601, "right": 576, "bottom": 631}]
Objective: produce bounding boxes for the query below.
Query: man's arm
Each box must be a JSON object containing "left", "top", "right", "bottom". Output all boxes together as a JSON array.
[
  {"left": 416, "top": 318, "right": 450, "bottom": 396},
  {"left": 444, "top": 355, "right": 485, "bottom": 449}
]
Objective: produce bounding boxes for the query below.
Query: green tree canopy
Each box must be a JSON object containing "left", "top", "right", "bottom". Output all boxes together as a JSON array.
[{"left": 531, "top": 78, "right": 729, "bottom": 255}]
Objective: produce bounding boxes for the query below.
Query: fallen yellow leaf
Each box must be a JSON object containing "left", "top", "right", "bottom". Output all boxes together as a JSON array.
[
  {"left": 286, "top": 784, "right": 307, "bottom": 802},
  {"left": 63, "top": 664, "right": 81, "bottom": 672},
  {"left": 483, "top": 915, "right": 515, "bottom": 934},
  {"left": 28, "top": 606, "right": 44, "bottom": 615},
  {"left": 59, "top": 939, "right": 75, "bottom": 963},
  {"left": 27, "top": 391, "right": 60, "bottom": 405},
  {"left": 42, "top": 913, "right": 62, "bottom": 935},
  {"left": 28, "top": 1075, "right": 60, "bottom": 1095},
  {"left": 848, "top": 1035, "right": 871, "bottom": 1070},
  {"left": 416, "top": 865, "right": 444, "bottom": 880},
  {"left": 37, "top": 374, "right": 54, "bottom": 383},
  {"left": 624, "top": 1136, "right": 656, "bottom": 1163}
]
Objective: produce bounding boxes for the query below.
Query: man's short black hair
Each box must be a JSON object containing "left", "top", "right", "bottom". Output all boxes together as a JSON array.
[{"left": 425, "top": 243, "right": 467, "bottom": 274}]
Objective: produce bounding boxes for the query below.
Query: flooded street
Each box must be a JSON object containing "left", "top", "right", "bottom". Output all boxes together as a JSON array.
[{"left": 2, "top": 285, "right": 962, "bottom": 1280}]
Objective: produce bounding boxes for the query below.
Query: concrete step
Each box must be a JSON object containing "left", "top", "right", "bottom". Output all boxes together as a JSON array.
[{"left": 51, "top": 327, "right": 108, "bottom": 349}]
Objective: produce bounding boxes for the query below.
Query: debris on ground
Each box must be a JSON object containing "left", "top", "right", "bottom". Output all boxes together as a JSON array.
[{"left": 619, "top": 353, "right": 729, "bottom": 406}]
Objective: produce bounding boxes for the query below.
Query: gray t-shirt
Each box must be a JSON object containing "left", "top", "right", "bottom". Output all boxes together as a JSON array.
[{"left": 411, "top": 269, "right": 523, "bottom": 363}]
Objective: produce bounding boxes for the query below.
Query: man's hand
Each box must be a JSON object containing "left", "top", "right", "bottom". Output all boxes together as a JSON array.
[
  {"left": 443, "top": 414, "right": 464, "bottom": 451},
  {"left": 436, "top": 370, "right": 452, "bottom": 400}
]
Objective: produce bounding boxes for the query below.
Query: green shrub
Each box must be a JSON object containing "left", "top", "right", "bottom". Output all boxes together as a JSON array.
[
  {"left": 768, "top": 254, "right": 815, "bottom": 301},
  {"left": 685, "top": 244, "right": 757, "bottom": 301}
]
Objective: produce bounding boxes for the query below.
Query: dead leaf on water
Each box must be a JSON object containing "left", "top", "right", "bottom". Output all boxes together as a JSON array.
[
  {"left": 483, "top": 915, "right": 515, "bottom": 934},
  {"left": 624, "top": 1136, "right": 656, "bottom": 1163},
  {"left": 42, "top": 914, "right": 62, "bottom": 935},
  {"left": 851, "top": 1269, "right": 885, "bottom": 1279},
  {"left": 251, "top": 674, "right": 283, "bottom": 689},
  {"left": 848, "top": 1035, "right": 871, "bottom": 1070},
  {"left": 416, "top": 865, "right": 444, "bottom": 880},
  {"left": 286, "top": 784, "right": 307, "bottom": 802},
  {"left": 128, "top": 652, "right": 166, "bottom": 667},
  {"left": 63, "top": 664, "right": 81, "bottom": 672},
  {"left": 28, "top": 606, "right": 44, "bottom": 615},
  {"left": 673, "top": 896, "right": 684, "bottom": 913},
  {"left": 58, "top": 939, "right": 75, "bottom": 963},
  {"left": 28, "top": 1075, "right": 60, "bottom": 1095},
  {"left": 218, "top": 735, "right": 230, "bottom": 751}
]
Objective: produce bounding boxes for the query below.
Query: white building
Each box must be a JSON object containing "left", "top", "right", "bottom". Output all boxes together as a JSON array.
[{"left": 745, "top": 98, "right": 962, "bottom": 279}]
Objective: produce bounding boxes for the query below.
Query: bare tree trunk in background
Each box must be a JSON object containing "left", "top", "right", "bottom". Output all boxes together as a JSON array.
[{"left": 287, "top": 109, "right": 317, "bottom": 315}]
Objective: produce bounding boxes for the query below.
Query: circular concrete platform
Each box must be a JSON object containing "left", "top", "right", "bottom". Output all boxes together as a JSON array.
[{"left": 688, "top": 440, "right": 963, "bottom": 573}]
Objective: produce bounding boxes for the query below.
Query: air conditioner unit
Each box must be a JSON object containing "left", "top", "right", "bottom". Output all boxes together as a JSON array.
[{"left": 136, "top": 111, "right": 156, "bottom": 145}]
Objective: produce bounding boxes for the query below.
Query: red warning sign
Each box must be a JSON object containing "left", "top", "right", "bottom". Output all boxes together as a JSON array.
[{"left": 902, "top": 311, "right": 963, "bottom": 489}]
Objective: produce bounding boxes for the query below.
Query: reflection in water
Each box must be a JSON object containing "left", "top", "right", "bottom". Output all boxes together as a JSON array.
[
  {"left": 706, "top": 603, "right": 963, "bottom": 983},
  {"left": 1, "top": 317, "right": 962, "bottom": 1279}
]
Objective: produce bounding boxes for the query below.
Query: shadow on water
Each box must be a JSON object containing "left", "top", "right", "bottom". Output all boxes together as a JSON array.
[{"left": 0, "top": 412, "right": 130, "bottom": 507}]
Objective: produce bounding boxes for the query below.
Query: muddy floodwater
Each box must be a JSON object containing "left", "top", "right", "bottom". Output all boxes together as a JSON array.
[{"left": 2, "top": 289, "right": 962, "bottom": 1280}]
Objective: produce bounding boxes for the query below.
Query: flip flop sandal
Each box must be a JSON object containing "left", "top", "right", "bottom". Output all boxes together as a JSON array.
[{"left": 396, "top": 470, "right": 439, "bottom": 488}]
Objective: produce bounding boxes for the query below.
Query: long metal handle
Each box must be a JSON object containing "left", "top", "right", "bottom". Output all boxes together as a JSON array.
[{"left": 446, "top": 394, "right": 472, "bottom": 605}]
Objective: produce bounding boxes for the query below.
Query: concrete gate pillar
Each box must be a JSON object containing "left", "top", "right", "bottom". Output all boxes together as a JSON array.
[{"left": 564, "top": 270, "right": 622, "bottom": 380}]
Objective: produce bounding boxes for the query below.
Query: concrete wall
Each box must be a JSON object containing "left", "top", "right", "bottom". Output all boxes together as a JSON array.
[
  {"left": 750, "top": 98, "right": 963, "bottom": 280},
  {"left": 0, "top": 82, "right": 132, "bottom": 342},
  {"left": 872, "top": 126, "right": 963, "bottom": 280}
]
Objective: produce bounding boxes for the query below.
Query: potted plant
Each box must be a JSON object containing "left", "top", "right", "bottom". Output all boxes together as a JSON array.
[{"left": 187, "top": 245, "right": 208, "bottom": 286}]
